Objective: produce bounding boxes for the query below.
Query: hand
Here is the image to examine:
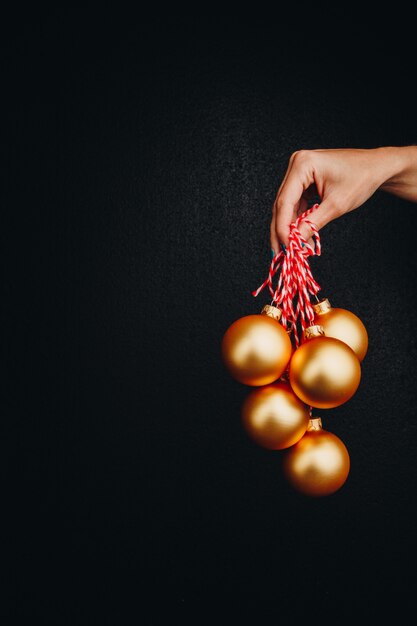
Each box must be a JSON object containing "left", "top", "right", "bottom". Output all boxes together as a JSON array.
[{"left": 270, "top": 146, "right": 417, "bottom": 252}]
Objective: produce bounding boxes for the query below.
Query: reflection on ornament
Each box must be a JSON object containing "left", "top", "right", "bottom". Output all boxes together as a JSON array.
[
  {"left": 313, "top": 298, "right": 368, "bottom": 361},
  {"left": 283, "top": 418, "right": 350, "bottom": 496},
  {"left": 289, "top": 325, "right": 361, "bottom": 408},
  {"left": 241, "top": 382, "right": 309, "bottom": 450},
  {"left": 221, "top": 306, "right": 292, "bottom": 386}
]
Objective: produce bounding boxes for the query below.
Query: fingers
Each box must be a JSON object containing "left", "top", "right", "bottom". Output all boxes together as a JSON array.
[
  {"left": 270, "top": 150, "right": 347, "bottom": 252},
  {"left": 297, "top": 197, "right": 342, "bottom": 242},
  {"left": 270, "top": 153, "right": 299, "bottom": 251},
  {"left": 272, "top": 199, "right": 299, "bottom": 249},
  {"left": 271, "top": 152, "right": 313, "bottom": 248},
  {"left": 270, "top": 210, "right": 280, "bottom": 256},
  {"left": 298, "top": 220, "right": 316, "bottom": 247}
]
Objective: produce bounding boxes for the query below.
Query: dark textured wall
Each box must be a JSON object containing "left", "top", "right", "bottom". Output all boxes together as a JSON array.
[{"left": 7, "top": 11, "right": 417, "bottom": 624}]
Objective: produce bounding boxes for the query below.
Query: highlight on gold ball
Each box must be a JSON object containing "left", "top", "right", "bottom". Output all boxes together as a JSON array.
[
  {"left": 289, "top": 324, "right": 361, "bottom": 409},
  {"left": 241, "top": 381, "right": 310, "bottom": 450},
  {"left": 313, "top": 298, "right": 368, "bottom": 361},
  {"left": 221, "top": 305, "right": 292, "bottom": 386},
  {"left": 283, "top": 417, "right": 350, "bottom": 497}
]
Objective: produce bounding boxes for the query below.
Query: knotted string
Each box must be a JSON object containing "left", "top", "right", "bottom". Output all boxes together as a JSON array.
[{"left": 252, "top": 204, "right": 322, "bottom": 346}]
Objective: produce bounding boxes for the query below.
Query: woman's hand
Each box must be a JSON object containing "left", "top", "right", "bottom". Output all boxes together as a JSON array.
[{"left": 270, "top": 146, "right": 417, "bottom": 252}]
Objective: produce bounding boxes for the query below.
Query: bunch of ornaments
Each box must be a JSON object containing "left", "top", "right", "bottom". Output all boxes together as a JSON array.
[{"left": 221, "top": 296, "right": 368, "bottom": 497}]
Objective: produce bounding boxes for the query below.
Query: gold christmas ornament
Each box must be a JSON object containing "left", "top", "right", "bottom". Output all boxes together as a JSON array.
[
  {"left": 221, "top": 306, "right": 292, "bottom": 386},
  {"left": 241, "top": 382, "right": 310, "bottom": 450},
  {"left": 289, "top": 326, "right": 361, "bottom": 408},
  {"left": 313, "top": 298, "right": 368, "bottom": 361},
  {"left": 283, "top": 418, "right": 350, "bottom": 497}
]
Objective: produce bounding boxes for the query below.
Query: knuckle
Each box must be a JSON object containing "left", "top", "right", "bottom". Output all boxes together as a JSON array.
[
  {"left": 277, "top": 225, "right": 289, "bottom": 241},
  {"left": 275, "top": 196, "right": 289, "bottom": 212},
  {"left": 292, "top": 149, "right": 312, "bottom": 164},
  {"left": 275, "top": 194, "right": 285, "bottom": 208}
]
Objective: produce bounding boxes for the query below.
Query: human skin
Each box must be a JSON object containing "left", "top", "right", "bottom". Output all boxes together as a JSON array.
[{"left": 270, "top": 146, "right": 417, "bottom": 251}]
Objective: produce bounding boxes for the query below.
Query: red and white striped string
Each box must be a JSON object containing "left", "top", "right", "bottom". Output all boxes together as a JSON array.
[{"left": 252, "top": 204, "right": 322, "bottom": 346}]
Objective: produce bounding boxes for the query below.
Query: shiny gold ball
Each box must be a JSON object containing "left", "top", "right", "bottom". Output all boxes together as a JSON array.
[
  {"left": 241, "top": 382, "right": 310, "bottom": 450},
  {"left": 221, "top": 315, "right": 292, "bottom": 386},
  {"left": 283, "top": 418, "right": 350, "bottom": 497},
  {"left": 289, "top": 336, "right": 361, "bottom": 408},
  {"left": 314, "top": 302, "right": 368, "bottom": 361}
]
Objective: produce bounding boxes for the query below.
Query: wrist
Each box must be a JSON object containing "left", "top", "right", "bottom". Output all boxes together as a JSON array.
[{"left": 377, "top": 146, "right": 417, "bottom": 189}]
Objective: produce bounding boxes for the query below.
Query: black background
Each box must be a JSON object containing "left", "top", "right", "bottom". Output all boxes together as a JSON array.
[{"left": 5, "top": 10, "right": 417, "bottom": 624}]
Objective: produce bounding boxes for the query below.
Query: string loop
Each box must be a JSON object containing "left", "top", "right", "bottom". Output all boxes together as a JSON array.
[{"left": 252, "top": 204, "right": 322, "bottom": 345}]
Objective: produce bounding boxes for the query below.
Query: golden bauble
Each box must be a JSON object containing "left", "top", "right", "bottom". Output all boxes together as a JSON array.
[
  {"left": 283, "top": 418, "right": 350, "bottom": 496},
  {"left": 313, "top": 299, "right": 368, "bottom": 361},
  {"left": 289, "top": 335, "right": 361, "bottom": 408},
  {"left": 241, "top": 382, "right": 310, "bottom": 450},
  {"left": 221, "top": 313, "right": 292, "bottom": 386}
]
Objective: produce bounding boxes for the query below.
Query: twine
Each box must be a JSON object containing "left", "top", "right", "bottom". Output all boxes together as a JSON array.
[{"left": 252, "top": 204, "right": 322, "bottom": 346}]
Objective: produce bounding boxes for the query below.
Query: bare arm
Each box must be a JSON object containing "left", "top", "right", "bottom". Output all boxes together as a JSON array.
[{"left": 270, "top": 146, "right": 417, "bottom": 251}]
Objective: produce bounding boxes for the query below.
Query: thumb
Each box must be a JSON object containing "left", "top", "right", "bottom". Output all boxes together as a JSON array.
[{"left": 297, "top": 198, "right": 339, "bottom": 243}]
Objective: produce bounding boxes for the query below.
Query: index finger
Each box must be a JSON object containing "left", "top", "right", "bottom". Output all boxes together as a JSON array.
[{"left": 273, "top": 162, "right": 313, "bottom": 246}]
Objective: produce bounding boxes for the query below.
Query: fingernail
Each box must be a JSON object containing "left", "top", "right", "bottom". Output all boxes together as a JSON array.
[
  {"left": 271, "top": 248, "right": 275, "bottom": 259},
  {"left": 280, "top": 243, "right": 286, "bottom": 252}
]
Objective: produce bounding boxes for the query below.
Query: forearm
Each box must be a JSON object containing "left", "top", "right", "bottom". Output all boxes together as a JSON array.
[
  {"left": 378, "top": 146, "right": 417, "bottom": 202},
  {"left": 270, "top": 145, "right": 417, "bottom": 250}
]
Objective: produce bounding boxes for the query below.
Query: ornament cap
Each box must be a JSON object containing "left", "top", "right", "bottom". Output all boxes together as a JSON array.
[
  {"left": 261, "top": 304, "right": 282, "bottom": 322},
  {"left": 313, "top": 298, "right": 332, "bottom": 315},
  {"left": 304, "top": 325, "right": 325, "bottom": 340},
  {"left": 307, "top": 417, "right": 323, "bottom": 431}
]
